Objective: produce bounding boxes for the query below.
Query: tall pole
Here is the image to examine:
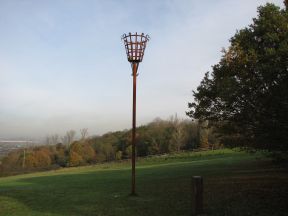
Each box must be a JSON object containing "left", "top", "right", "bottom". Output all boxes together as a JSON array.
[
  {"left": 131, "top": 62, "right": 138, "bottom": 195},
  {"left": 121, "top": 32, "right": 149, "bottom": 196}
]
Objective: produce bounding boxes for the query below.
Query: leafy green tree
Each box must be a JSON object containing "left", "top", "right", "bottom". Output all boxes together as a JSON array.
[
  {"left": 187, "top": 3, "right": 288, "bottom": 152},
  {"left": 90, "top": 133, "right": 117, "bottom": 162},
  {"left": 125, "top": 145, "right": 132, "bottom": 158},
  {"left": 147, "top": 118, "right": 175, "bottom": 154},
  {"left": 136, "top": 126, "right": 150, "bottom": 156},
  {"left": 181, "top": 120, "right": 199, "bottom": 149}
]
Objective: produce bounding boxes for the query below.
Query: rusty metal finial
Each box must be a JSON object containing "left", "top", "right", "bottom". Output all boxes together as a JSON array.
[{"left": 122, "top": 32, "right": 150, "bottom": 63}]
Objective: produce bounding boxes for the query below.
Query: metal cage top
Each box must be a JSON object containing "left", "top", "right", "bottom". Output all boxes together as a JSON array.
[{"left": 122, "top": 32, "right": 150, "bottom": 63}]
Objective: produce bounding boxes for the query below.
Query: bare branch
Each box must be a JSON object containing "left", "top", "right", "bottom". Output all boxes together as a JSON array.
[{"left": 80, "top": 128, "right": 88, "bottom": 140}]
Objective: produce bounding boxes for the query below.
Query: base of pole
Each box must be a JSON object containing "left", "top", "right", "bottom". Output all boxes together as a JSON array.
[{"left": 129, "top": 192, "right": 138, "bottom": 197}]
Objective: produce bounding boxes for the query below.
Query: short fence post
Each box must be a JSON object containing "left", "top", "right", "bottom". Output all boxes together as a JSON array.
[{"left": 192, "top": 176, "right": 203, "bottom": 216}]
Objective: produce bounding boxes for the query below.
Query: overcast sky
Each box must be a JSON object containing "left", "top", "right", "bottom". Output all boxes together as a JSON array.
[{"left": 0, "top": 0, "right": 284, "bottom": 139}]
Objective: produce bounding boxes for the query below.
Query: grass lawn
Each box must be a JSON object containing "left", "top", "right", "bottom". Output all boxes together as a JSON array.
[{"left": 0, "top": 149, "right": 287, "bottom": 216}]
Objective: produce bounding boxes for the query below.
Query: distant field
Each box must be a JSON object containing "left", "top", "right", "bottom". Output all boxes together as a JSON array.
[{"left": 0, "top": 149, "right": 287, "bottom": 216}]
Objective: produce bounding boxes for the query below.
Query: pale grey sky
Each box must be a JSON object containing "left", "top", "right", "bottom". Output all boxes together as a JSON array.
[{"left": 0, "top": 0, "right": 284, "bottom": 139}]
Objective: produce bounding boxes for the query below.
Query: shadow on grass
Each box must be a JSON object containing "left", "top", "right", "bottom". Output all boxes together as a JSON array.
[
  {"left": 0, "top": 153, "right": 287, "bottom": 216},
  {"left": 1, "top": 162, "right": 197, "bottom": 216}
]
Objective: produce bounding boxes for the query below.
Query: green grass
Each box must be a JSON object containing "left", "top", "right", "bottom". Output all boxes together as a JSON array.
[{"left": 0, "top": 149, "right": 287, "bottom": 216}]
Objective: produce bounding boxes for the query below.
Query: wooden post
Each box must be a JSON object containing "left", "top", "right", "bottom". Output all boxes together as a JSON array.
[{"left": 192, "top": 176, "right": 203, "bottom": 216}]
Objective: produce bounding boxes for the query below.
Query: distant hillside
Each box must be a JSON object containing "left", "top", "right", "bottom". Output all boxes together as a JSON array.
[{"left": 0, "top": 141, "right": 35, "bottom": 158}]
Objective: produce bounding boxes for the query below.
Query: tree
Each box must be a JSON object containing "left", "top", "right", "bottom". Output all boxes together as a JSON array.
[
  {"left": 69, "top": 141, "right": 96, "bottom": 164},
  {"left": 45, "top": 134, "right": 59, "bottom": 145},
  {"left": 115, "top": 151, "right": 123, "bottom": 160},
  {"left": 146, "top": 118, "right": 175, "bottom": 154},
  {"left": 80, "top": 128, "right": 88, "bottom": 140},
  {"left": 187, "top": 3, "right": 288, "bottom": 152},
  {"left": 55, "top": 143, "right": 68, "bottom": 167},
  {"left": 50, "top": 134, "right": 59, "bottom": 145},
  {"left": 33, "top": 148, "right": 52, "bottom": 167},
  {"left": 198, "top": 120, "right": 209, "bottom": 149},
  {"left": 181, "top": 120, "right": 199, "bottom": 149},
  {"left": 62, "top": 130, "right": 76, "bottom": 147},
  {"left": 68, "top": 151, "right": 83, "bottom": 167},
  {"left": 1, "top": 150, "right": 22, "bottom": 170},
  {"left": 169, "top": 114, "right": 185, "bottom": 152}
]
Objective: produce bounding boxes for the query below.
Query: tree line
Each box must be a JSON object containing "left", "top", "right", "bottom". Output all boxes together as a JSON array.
[{"left": 0, "top": 115, "right": 220, "bottom": 176}]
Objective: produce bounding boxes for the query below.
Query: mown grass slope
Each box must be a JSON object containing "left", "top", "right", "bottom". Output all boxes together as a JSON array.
[{"left": 0, "top": 149, "right": 287, "bottom": 216}]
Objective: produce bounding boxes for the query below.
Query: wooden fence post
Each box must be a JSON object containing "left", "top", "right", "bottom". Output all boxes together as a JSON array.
[{"left": 192, "top": 176, "right": 203, "bottom": 216}]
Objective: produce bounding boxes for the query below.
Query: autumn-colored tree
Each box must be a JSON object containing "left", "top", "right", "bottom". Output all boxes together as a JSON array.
[
  {"left": 69, "top": 141, "right": 96, "bottom": 164},
  {"left": 25, "top": 151, "right": 37, "bottom": 168},
  {"left": 68, "top": 151, "right": 83, "bottom": 167},
  {"left": 1, "top": 150, "right": 22, "bottom": 170},
  {"left": 34, "top": 149, "right": 52, "bottom": 167}
]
